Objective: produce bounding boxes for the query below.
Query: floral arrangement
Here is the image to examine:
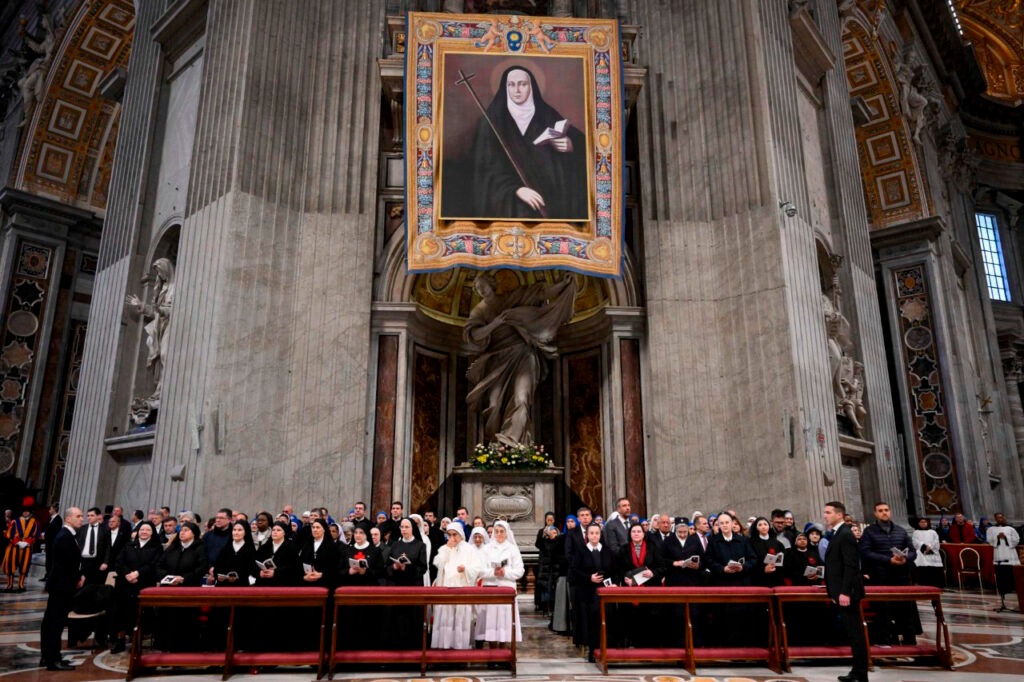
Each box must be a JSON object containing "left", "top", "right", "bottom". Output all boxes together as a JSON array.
[{"left": 471, "top": 442, "right": 552, "bottom": 470}]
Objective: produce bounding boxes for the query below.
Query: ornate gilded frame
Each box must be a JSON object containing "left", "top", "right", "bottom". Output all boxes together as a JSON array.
[{"left": 405, "top": 12, "right": 624, "bottom": 277}]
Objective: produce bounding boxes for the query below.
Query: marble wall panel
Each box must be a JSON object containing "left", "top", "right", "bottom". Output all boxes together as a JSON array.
[
  {"left": 632, "top": 0, "right": 843, "bottom": 523},
  {"left": 372, "top": 335, "right": 399, "bottom": 514},
  {"left": 0, "top": 240, "right": 55, "bottom": 478},
  {"left": 26, "top": 248, "right": 77, "bottom": 488},
  {"left": 566, "top": 352, "right": 603, "bottom": 514},
  {"left": 620, "top": 339, "right": 645, "bottom": 518},
  {"left": 411, "top": 350, "right": 444, "bottom": 512}
]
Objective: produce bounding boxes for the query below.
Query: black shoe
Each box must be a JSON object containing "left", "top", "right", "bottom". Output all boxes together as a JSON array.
[
  {"left": 838, "top": 674, "right": 867, "bottom": 682},
  {"left": 45, "top": 662, "right": 74, "bottom": 671}
]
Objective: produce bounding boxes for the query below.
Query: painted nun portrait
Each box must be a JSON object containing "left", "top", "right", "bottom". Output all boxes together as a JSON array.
[{"left": 444, "top": 65, "right": 588, "bottom": 221}]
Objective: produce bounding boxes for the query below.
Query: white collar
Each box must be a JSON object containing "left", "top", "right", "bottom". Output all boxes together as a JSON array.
[{"left": 588, "top": 542, "right": 602, "bottom": 551}]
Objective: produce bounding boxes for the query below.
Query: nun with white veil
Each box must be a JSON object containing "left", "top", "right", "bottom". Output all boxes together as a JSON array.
[
  {"left": 409, "top": 513, "right": 432, "bottom": 587},
  {"left": 475, "top": 520, "right": 524, "bottom": 643},
  {"left": 469, "top": 526, "right": 490, "bottom": 559},
  {"left": 431, "top": 524, "right": 482, "bottom": 649}
]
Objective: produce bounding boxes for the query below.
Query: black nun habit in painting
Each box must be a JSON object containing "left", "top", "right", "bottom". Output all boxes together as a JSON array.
[{"left": 466, "top": 65, "right": 588, "bottom": 221}]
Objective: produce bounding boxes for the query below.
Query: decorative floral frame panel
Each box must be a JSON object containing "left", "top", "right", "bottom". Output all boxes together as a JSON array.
[{"left": 405, "top": 12, "right": 623, "bottom": 278}]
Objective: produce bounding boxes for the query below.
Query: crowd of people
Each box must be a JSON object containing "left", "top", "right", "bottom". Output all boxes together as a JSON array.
[{"left": 2, "top": 497, "right": 1020, "bottom": 674}]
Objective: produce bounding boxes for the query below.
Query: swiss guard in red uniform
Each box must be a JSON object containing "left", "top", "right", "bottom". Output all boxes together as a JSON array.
[{"left": 3, "top": 502, "right": 39, "bottom": 592}]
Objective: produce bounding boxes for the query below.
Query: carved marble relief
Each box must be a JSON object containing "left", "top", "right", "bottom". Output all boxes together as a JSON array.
[{"left": 482, "top": 482, "right": 534, "bottom": 521}]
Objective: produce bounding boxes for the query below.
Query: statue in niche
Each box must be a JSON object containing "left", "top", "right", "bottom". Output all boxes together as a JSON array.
[
  {"left": 125, "top": 258, "right": 175, "bottom": 410},
  {"left": 16, "top": 10, "right": 56, "bottom": 127},
  {"left": 464, "top": 273, "right": 577, "bottom": 447},
  {"left": 822, "top": 256, "right": 868, "bottom": 439}
]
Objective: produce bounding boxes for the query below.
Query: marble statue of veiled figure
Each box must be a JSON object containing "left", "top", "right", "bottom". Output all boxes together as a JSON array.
[{"left": 464, "top": 274, "right": 577, "bottom": 447}]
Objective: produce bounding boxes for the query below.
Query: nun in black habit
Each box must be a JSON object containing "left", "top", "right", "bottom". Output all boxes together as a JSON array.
[{"left": 465, "top": 65, "right": 588, "bottom": 221}]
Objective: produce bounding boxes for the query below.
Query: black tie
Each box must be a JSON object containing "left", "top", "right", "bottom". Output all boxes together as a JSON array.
[{"left": 88, "top": 525, "right": 96, "bottom": 556}]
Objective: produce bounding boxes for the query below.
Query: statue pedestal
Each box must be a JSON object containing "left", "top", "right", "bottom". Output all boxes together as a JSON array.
[{"left": 453, "top": 464, "right": 563, "bottom": 562}]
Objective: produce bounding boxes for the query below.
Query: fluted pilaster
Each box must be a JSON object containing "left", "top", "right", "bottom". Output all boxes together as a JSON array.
[
  {"left": 151, "top": 0, "right": 384, "bottom": 512},
  {"left": 632, "top": 0, "right": 839, "bottom": 521}
]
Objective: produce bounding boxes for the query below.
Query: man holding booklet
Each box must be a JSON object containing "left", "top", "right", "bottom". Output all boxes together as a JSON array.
[{"left": 859, "top": 501, "right": 920, "bottom": 646}]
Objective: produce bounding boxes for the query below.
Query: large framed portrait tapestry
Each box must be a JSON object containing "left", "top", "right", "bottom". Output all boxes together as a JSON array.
[{"left": 405, "top": 12, "right": 625, "bottom": 278}]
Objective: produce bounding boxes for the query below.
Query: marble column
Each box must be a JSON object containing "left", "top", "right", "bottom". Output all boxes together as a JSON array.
[
  {"left": 632, "top": 0, "right": 841, "bottom": 522},
  {"left": 1001, "top": 352, "right": 1024, "bottom": 472},
  {"left": 814, "top": 0, "right": 904, "bottom": 513},
  {"left": 150, "top": 1, "right": 384, "bottom": 513}
]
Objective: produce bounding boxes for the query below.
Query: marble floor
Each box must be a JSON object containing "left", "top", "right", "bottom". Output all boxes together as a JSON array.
[{"left": 1, "top": 566, "right": 1021, "bottom": 682}]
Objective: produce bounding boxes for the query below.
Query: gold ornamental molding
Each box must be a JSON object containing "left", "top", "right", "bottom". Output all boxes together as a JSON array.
[
  {"left": 955, "top": 0, "right": 1024, "bottom": 104},
  {"left": 13, "top": 0, "right": 135, "bottom": 214}
]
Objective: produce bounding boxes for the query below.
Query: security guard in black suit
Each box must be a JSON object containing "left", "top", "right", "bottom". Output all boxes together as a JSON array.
[
  {"left": 824, "top": 501, "right": 868, "bottom": 682},
  {"left": 40, "top": 507, "right": 85, "bottom": 671}
]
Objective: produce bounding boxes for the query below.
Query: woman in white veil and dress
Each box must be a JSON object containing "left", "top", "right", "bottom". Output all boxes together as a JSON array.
[
  {"left": 475, "top": 520, "right": 524, "bottom": 644},
  {"left": 431, "top": 524, "right": 482, "bottom": 649}
]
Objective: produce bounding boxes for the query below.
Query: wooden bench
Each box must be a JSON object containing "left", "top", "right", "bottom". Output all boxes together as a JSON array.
[
  {"left": 127, "top": 586, "right": 329, "bottom": 680},
  {"left": 596, "top": 586, "right": 780, "bottom": 674},
  {"left": 329, "top": 586, "right": 518, "bottom": 678},
  {"left": 862, "top": 585, "right": 953, "bottom": 670},
  {"left": 774, "top": 585, "right": 952, "bottom": 671}
]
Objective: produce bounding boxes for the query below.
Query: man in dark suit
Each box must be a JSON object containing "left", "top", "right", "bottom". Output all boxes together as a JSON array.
[
  {"left": 605, "top": 497, "right": 631, "bottom": 555},
  {"left": 40, "top": 507, "right": 84, "bottom": 671},
  {"left": 824, "top": 501, "right": 868, "bottom": 682},
  {"left": 107, "top": 514, "right": 130, "bottom": 567},
  {"left": 77, "top": 507, "right": 110, "bottom": 585},
  {"left": 43, "top": 504, "right": 62, "bottom": 579},
  {"left": 648, "top": 513, "right": 675, "bottom": 552},
  {"left": 564, "top": 506, "right": 594, "bottom": 568}
]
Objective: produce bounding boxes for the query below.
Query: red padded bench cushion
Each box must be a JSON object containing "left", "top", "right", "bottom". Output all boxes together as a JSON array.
[
  {"left": 334, "top": 586, "right": 515, "bottom": 597},
  {"left": 424, "top": 649, "right": 511, "bottom": 662},
  {"left": 870, "top": 644, "right": 940, "bottom": 656},
  {"left": 231, "top": 652, "right": 321, "bottom": 665},
  {"left": 140, "top": 586, "right": 328, "bottom": 598},
  {"left": 865, "top": 586, "right": 942, "bottom": 596},
  {"left": 774, "top": 586, "right": 830, "bottom": 595},
  {"left": 786, "top": 645, "right": 855, "bottom": 657},
  {"left": 602, "top": 647, "right": 687, "bottom": 661},
  {"left": 693, "top": 646, "right": 771, "bottom": 659},
  {"left": 137, "top": 652, "right": 225, "bottom": 666},
  {"left": 597, "top": 586, "right": 774, "bottom": 596},
  {"left": 332, "top": 650, "right": 423, "bottom": 663}
]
